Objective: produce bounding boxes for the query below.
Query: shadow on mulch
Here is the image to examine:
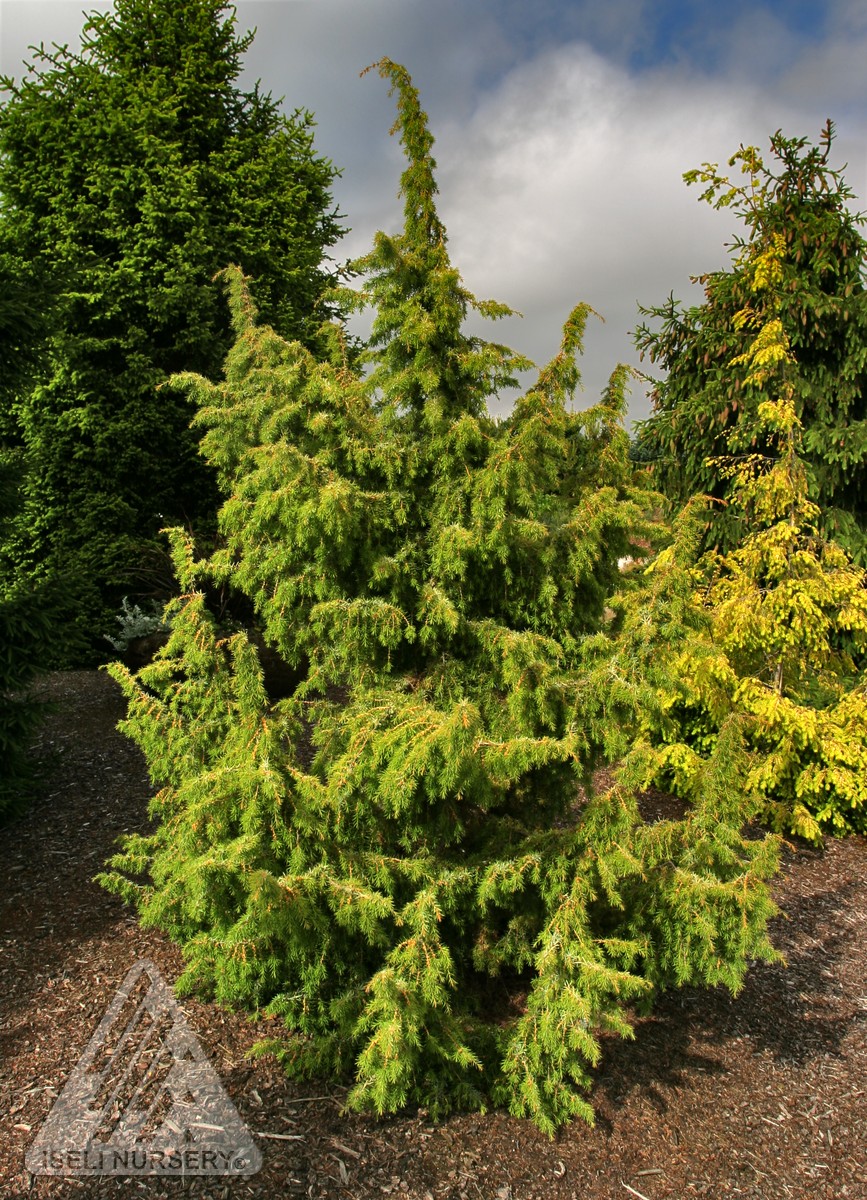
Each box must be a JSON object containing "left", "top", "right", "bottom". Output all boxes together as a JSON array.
[{"left": 594, "top": 867, "right": 867, "bottom": 1118}]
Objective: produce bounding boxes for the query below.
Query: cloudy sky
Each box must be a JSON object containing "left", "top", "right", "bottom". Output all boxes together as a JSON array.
[{"left": 2, "top": 0, "right": 866, "bottom": 423}]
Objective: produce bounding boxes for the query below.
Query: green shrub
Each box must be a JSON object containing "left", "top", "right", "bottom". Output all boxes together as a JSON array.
[
  {"left": 104, "top": 597, "right": 172, "bottom": 654},
  {"left": 100, "top": 62, "right": 781, "bottom": 1133}
]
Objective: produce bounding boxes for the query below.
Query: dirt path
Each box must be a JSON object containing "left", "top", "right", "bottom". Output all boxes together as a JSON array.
[{"left": 1, "top": 670, "right": 866, "bottom": 1199}]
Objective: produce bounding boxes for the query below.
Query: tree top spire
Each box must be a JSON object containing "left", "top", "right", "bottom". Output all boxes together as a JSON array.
[{"left": 363, "top": 57, "right": 446, "bottom": 248}]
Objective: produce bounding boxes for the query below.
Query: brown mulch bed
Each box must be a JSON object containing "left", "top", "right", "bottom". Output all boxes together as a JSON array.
[{"left": 1, "top": 669, "right": 866, "bottom": 1200}]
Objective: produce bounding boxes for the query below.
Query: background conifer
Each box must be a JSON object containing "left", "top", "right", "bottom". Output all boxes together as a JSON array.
[
  {"left": 0, "top": 0, "right": 342, "bottom": 663},
  {"left": 644, "top": 222, "right": 867, "bottom": 839},
  {"left": 0, "top": 258, "right": 54, "bottom": 818},
  {"left": 635, "top": 122, "right": 867, "bottom": 564}
]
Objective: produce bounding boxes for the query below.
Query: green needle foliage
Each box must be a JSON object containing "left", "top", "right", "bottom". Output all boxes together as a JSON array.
[
  {"left": 0, "top": 0, "right": 342, "bottom": 663},
  {"left": 646, "top": 226, "right": 867, "bottom": 840},
  {"left": 100, "top": 61, "right": 781, "bottom": 1132},
  {"left": 0, "top": 569, "right": 49, "bottom": 821},
  {"left": 635, "top": 121, "right": 867, "bottom": 564},
  {"left": 0, "top": 257, "right": 54, "bottom": 819}
]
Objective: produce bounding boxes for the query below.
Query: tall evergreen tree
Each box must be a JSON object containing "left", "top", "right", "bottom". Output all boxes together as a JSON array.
[
  {"left": 645, "top": 230, "right": 867, "bottom": 840},
  {"left": 100, "top": 62, "right": 781, "bottom": 1132},
  {"left": 0, "top": 258, "right": 54, "bottom": 818},
  {"left": 634, "top": 122, "right": 867, "bottom": 564},
  {"left": 0, "top": 0, "right": 342, "bottom": 663}
]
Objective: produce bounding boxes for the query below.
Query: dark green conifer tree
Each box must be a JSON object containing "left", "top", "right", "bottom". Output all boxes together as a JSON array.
[
  {"left": 0, "top": 0, "right": 342, "bottom": 662},
  {"left": 100, "top": 62, "right": 781, "bottom": 1132},
  {"left": 0, "top": 257, "right": 54, "bottom": 818},
  {"left": 635, "top": 122, "right": 867, "bottom": 563}
]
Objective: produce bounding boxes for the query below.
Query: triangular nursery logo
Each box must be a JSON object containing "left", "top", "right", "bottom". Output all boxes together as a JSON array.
[{"left": 26, "top": 960, "right": 262, "bottom": 1176}]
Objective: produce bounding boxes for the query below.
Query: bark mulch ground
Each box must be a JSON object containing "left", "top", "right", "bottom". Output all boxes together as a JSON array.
[{"left": 1, "top": 669, "right": 866, "bottom": 1200}]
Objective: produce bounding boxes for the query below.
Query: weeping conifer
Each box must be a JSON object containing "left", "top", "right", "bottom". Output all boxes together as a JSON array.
[{"left": 100, "top": 61, "right": 781, "bottom": 1132}]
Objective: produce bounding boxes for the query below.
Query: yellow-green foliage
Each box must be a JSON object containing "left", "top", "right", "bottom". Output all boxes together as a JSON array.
[
  {"left": 650, "top": 223, "right": 867, "bottom": 840},
  {"left": 636, "top": 123, "right": 867, "bottom": 565},
  {"left": 100, "top": 62, "right": 782, "bottom": 1133}
]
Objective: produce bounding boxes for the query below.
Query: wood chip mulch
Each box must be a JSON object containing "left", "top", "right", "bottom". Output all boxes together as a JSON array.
[{"left": 1, "top": 669, "right": 866, "bottom": 1199}]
